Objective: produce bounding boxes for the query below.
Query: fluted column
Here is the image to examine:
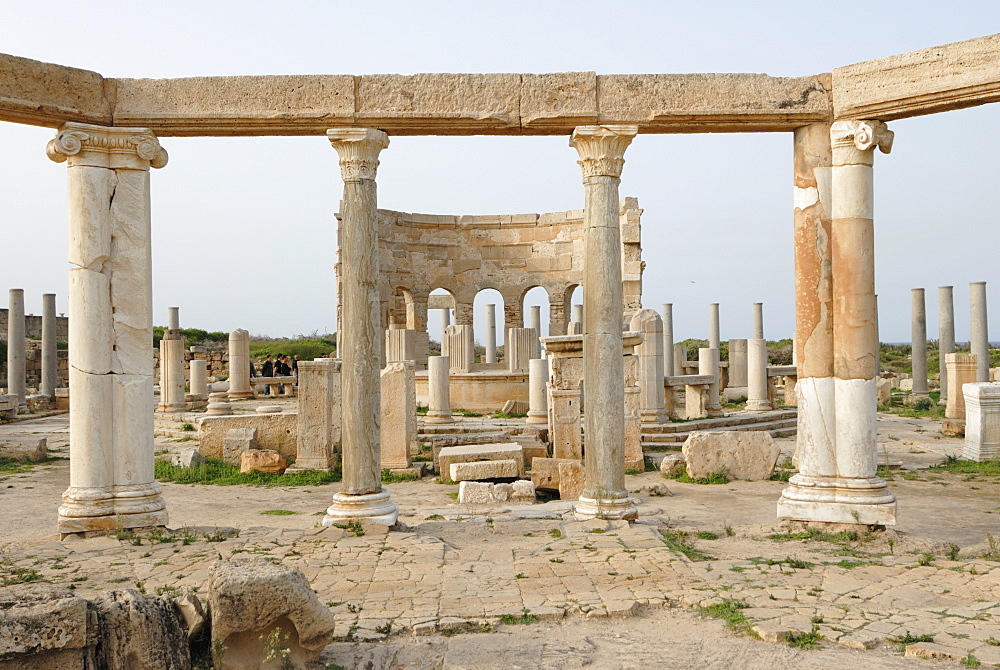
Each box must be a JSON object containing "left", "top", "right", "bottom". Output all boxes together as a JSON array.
[
  {"left": 939, "top": 286, "right": 955, "bottom": 405},
  {"left": 47, "top": 122, "right": 169, "bottom": 535},
  {"left": 41, "top": 293, "right": 58, "bottom": 397},
  {"left": 323, "top": 128, "right": 397, "bottom": 527},
  {"left": 7, "top": 289, "right": 26, "bottom": 413},
  {"left": 569, "top": 124, "right": 637, "bottom": 522},
  {"left": 971, "top": 282, "right": 990, "bottom": 383},
  {"left": 506, "top": 328, "right": 536, "bottom": 373},
  {"left": 911, "top": 288, "right": 929, "bottom": 398},
  {"left": 484, "top": 303, "right": 497, "bottom": 364},
  {"left": 661, "top": 303, "right": 674, "bottom": 376}
]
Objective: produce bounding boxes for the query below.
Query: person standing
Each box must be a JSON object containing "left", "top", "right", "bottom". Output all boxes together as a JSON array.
[{"left": 261, "top": 355, "right": 274, "bottom": 395}]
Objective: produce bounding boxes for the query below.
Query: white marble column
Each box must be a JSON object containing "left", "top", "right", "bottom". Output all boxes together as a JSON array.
[
  {"left": 727, "top": 339, "right": 749, "bottom": 397},
  {"left": 47, "top": 122, "right": 169, "bottom": 535},
  {"left": 747, "top": 338, "right": 770, "bottom": 411},
  {"left": 753, "top": 302, "right": 764, "bottom": 340},
  {"left": 506, "top": 327, "right": 536, "bottom": 373},
  {"left": 167, "top": 306, "right": 179, "bottom": 332},
  {"left": 911, "top": 288, "right": 929, "bottom": 397},
  {"left": 708, "top": 303, "right": 720, "bottom": 351},
  {"left": 426, "top": 355, "right": 454, "bottom": 424},
  {"left": 631, "top": 309, "right": 667, "bottom": 424},
  {"left": 228, "top": 328, "right": 253, "bottom": 399},
  {"left": 698, "top": 347, "right": 722, "bottom": 415},
  {"left": 7, "top": 289, "right": 26, "bottom": 413},
  {"left": 440, "top": 307, "right": 451, "bottom": 354},
  {"left": 661, "top": 303, "right": 674, "bottom": 376},
  {"left": 445, "top": 324, "right": 474, "bottom": 372},
  {"left": 40, "top": 293, "right": 58, "bottom": 397},
  {"left": 323, "top": 127, "right": 397, "bottom": 527},
  {"left": 971, "top": 281, "right": 990, "bottom": 383},
  {"left": 526, "top": 357, "right": 549, "bottom": 425},
  {"left": 484, "top": 303, "right": 498, "bottom": 364},
  {"left": 569, "top": 124, "right": 638, "bottom": 522},
  {"left": 189, "top": 359, "right": 208, "bottom": 397},
  {"left": 158, "top": 311, "right": 186, "bottom": 412},
  {"left": 939, "top": 286, "right": 956, "bottom": 405}
]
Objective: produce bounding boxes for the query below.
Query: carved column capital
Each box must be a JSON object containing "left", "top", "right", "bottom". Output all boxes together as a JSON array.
[
  {"left": 327, "top": 128, "right": 390, "bottom": 182},
  {"left": 831, "top": 120, "right": 894, "bottom": 154},
  {"left": 46, "top": 122, "right": 168, "bottom": 170},
  {"left": 569, "top": 125, "right": 638, "bottom": 179}
]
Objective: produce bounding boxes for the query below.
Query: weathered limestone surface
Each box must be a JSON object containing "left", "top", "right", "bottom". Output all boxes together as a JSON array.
[
  {"left": 0, "top": 53, "right": 112, "bottom": 127},
  {"left": 227, "top": 329, "right": 252, "bottom": 399},
  {"left": 40, "top": 293, "right": 57, "bottom": 397},
  {"left": 380, "top": 361, "right": 415, "bottom": 470},
  {"left": 530, "top": 457, "right": 582, "bottom": 491},
  {"left": 438, "top": 443, "right": 524, "bottom": 485},
  {"left": 682, "top": 431, "right": 779, "bottom": 481},
  {"left": 90, "top": 589, "right": 191, "bottom": 670},
  {"left": 223, "top": 427, "right": 258, "bottom": 465},
  {"left": 0, "top": 585, "right": 89, "bottom": 665},
  {"left": 294, "top": 359, "right": 340, "bottom": 470},
  {"left": 240, "top": 449, "right": 287, "bottom": 474},
  {"left": 963, "top": 383, "right": 1000, "bottom": 461},
  {"left": 945, "top": 353, "right": 979, "bottom": 437},
  {"left": 939, "top": 286, "right": 956, "bottom": 405},
  {"left": 558, "top": 460, "right": 586, "bottom": 500},
  {"left": 0, "top": 436, "right": 46, "bottom": 462},
  {"left": 6, "top": 289, "right": 26, "bottom": 413},
  {"left": 450, "top": 459, "right": 519, "bottom": 482},
  {"left": 200, "top": 414, "right": 296, "bottom": 460}
]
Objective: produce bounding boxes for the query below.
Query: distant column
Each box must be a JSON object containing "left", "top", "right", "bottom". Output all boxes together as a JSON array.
[
  {"left": 753, "top": 302, "right": 764, "bottom": 340},
  {"left": 228, "top": 328, "right": 253, "bottom": 399},
  {"left": 167, "top": 306, "right": 179, "bottom": 332},
  {"left": 631, "top": 309, "right": 667, "bottom": 424},
  {"left": 426, "top": 355, "right": 454, "bottom": 424},
  {"left": 971, "top": 282, "right": 990, "bottom": 383},
  {"left": 529, "top": 306, "right": 543, "bottom": 359},
  {"left": 911, "top": 288, "right": 928, "bottom": 397},
  {"left": 699, "top": 347, "right": 722, "bottom": 415},
  {"left": 727, "top": 338, "right": 749, "bottom": 394},
  {"left": 526, "top": 357, "right": 549, "bottom": 425},
  {"left": 7, "top": 289, "right": 26, "bottom": 413},
  {"left": 484, "top": 303, "right": 498, "bottom": 364},
  {"left": 445, "top": 324, "right": 474, "bottom": 372},
  {"left": 41, "top": 293, "right": 58, "bottom": 397},
  {"left": 708, "top": 303, "right": 720, "bottom": 350},
  {"left": 506, "top": 327, "right": 536, "bottom": 373},
  {"left": 662, "top": 303, "right": 674, "bottom": 376},
  {"left": 673, "top": 343, "right": 686, "bottom": 378},
  {"left": 939, "top": 286, "right": 955, "bottom": 405},
  {"left": 189, "top": 360, "right": 208, "bottom": 397},
  {"left": 747, "top": 338, "right": 770, "bottom": 411}
]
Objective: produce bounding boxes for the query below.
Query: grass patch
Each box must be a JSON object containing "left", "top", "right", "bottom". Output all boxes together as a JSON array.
[
  {"left": 491, "top": 410, "right": 527, "bottom": 419},
  {"left": 2, "top": 567, "right": 42, "bottom": 586},
  {"left": 930, "top": 457, "right": 1000, "bottom": 477},
  {"left": 769, "top": 470, "right": 793, "bottom": 482},
  {"left": 0, "top": 456, "right": 65, "bottom": 475},
  {"left": 785, "top": 626, "right": 822, "bottom": 649},
  {"left": 698, "top": 598, "right": 753, "bottom": 635},
  {"left": 155, "top": 457, "right": 341, "bottom": 486},
  {"left": 498, "top": 608, "right": 539, "bottom": 625},
  {"left": 452, "top": 408, "right": 483, "bottom": 417},
  {"left": 381, "top": 469, "right": 419, "bottom": 483},
  {"left": 662, "top": 528, "right": 713, "bottom": 561},
  {"left": 259, "top": 509, "right": 298, "bottom": 516},
  {"left": 696, "top": 531, "right": 719, "bottom": 541},
  {"left": 668, "top": 471, "right": 731, "bottom": 485},
  {"left": 889, "top": 631, "right": 934, "bottom": 646}
]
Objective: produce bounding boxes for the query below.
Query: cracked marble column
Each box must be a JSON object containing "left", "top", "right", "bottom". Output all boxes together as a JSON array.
[
  {"left": 7, "top": 289, "right": 26, "bottom": 413},
  {"left": 911, "top": 288, "right": 929, "bottom": 398},
  {"left": 484, "top": 303, "right": 498, "bottom": 364},
  {"left": 323, "top": 128, "right": 397, "bottom": 527},
  {"left": 41, "top": 293, "right": 58, "bottom": 398},
  {"left": 780, "top": 119, "right": 896, "bottom": 526},
  {"left": 158, "top": 308, "right": 186, "bottom": 413},
  {"left": 939, "top": 287, "right": 956, "bottom": 405},
  {"left": 569, "top": 124, "right": 638, "bottom": 522},
  {"left": 971, "top": 282, "right": 990, "bottom": 383},
  {"left": 47, "top": 122, "right": 169, "bottom": 535},
  {"left": 661, "top": 303, "right": 674, "bottom": 377}
]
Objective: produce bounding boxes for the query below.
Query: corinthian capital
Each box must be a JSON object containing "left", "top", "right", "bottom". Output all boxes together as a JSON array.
[
  {"left": 46, "top": 122, "right": 168, "bottom": 170},
  {"left": 569, "top": 125, "right": 638, "bottom": 179},
  {"left": 831, "top": 120, "right": 894, "bottom": 154},
  {"left": 327, "top": 128, "right": 390, "bottom": 182}
]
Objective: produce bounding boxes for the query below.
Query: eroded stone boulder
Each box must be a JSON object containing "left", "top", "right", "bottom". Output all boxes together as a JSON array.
[
  {"left": 681, "top": 430, "right": 779, "bottom": 481},
  {"left": 0, "top": 584, "right": 90, "bottom": 669},
  {"left": 91, "top": 589, "right": 191, "bottom": 670},
  {"left": 240, "top": 449, "right": 287, "bottom": 474},
  {"left": 171, "top": 449, "right": 205, "bottom": 469},
  {"left": 208, "top": 557, "right": 336, "bottom": 670}
]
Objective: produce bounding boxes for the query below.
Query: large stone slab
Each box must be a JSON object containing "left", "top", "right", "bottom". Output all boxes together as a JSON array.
[
  {"left": 557, "top": 461, "right": 585, "bottom": 501},
  {"left": 437, "top": 443, "right": 524, "bottom": 485},
  {"left": 0, "top": 437, "right": 46, "bottom": 462},
  {"left": 199, "top": 413, "right": 296, "bottom": 461},
  {"left": 530, "top": 457, "right": 582, "bottom": 491},
  {"left": 681, "top": 430, "right": 779, "bottom": 481},
  {"left": 0, "top": 53, "right": 111, "bottom": 128},
  {"left": 450, "top": 459, "right": 519, "bottom": 482},
  {"left": 90, "top": 589, "right": 191, "bottom": 670},
  {"left": 0, "top": 585, "right": 89, "bottom": 667}
]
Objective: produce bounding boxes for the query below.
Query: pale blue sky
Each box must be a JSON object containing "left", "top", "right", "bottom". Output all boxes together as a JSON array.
[{"left": 1, "top": 1, "right": 998, "bottom": 344}]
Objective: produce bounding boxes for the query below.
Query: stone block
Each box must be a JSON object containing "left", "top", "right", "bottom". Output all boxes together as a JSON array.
[
  {"left": 90, "top": 589, "right": 191, "bottom": 670},
  {"left": 199, "top": 413, "right": 297, "bottom": 461},
  {"left": 530, "top": 457, "right": 581, "bottom": 491},
  {"left": 0, "top": 585, "right": 89, "bottom": 665},
  {"left": 222, "top": 426, "right": 258, "bottom": 465},
  {"left": 0, "top": 53, "right": 112, "bottom": 127},
  {"left": 437, "top": 443, "right": 524, "bottom": 485},
  {"left": 557, "top": 461, "right": 586, "bottom": 501},
  {"left": 511, "top": 480, "right": 536, "bottom": 503},
  {"left": 659, "top": 453, "right": 686, "bottom": 476},
  {"left": 877, "top": 378, "right": 891, "bottom": 405},
  {"left": 898, "top": 378, "right": 914, "bottom": 392},
  {"left": 381, "top": 361, "right": 415, "bottom": 470},
  {"left": 0, "top": 437, "right": 46, "bottom": 462},
  {"left": 170, "top": 449, "right": 205, "bottom": 468},
  {"left": 501, "top": 399, "right": 529, "bottom": 415},
  {"left": 457, "top": 481, "right": 495, "bottom": 505},
  {"left": 520, "top": 443, "right": 549, "bottom": 467},
  {"left": 240, "top": 449, "right": 287, "bottom": 474},
  {"left": 449, "top": 459, "right": 519, "bottom": 482},
  {"left": 493, "top": 483, "right": 514, "bottom": 502},
  {"left": 681, "top": 430, "right": 779, "bottom": 481}
]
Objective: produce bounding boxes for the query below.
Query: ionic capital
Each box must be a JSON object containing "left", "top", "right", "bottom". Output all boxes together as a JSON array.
[
  {"left": 46, "top": 122, "right": 168, "bottom": 170},
  {"left": 327, "top": 128, "right": 389, "bottom": 182},
  {"left": 570, "top": 125, "right": 638, "bottom": 179},
  {"left": 831, "top": 120, "right": 893, "bottom": 155}
]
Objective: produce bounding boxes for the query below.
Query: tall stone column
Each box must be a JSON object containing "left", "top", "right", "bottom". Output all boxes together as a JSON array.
[
  {"left": 41, "top": 293, "right": 58, "bottom": 397},
  {"left": 47, "top": 122, "right": 169, "bottom": 534},
  {"left": 158, "top": 308, "right": 186, "bottom": 412},
  {"left": 228, "top": 328, "right": 252, "bottom": 399},
  {"left": 753, "top": 303, "right": 764, "bottom": 340},
  {"left": 747, "top": 338, "right": 770, "bottom": 411},
  {"left": 661, "top": 303, "right": 674, "bottom": 376},
  {"left": 708, "top": 303, "right": 720, "bottom": 350},
  {"left": 780, "top": 119, "right": 895, "bottom": 526},
  {"left": 698, "top": 347, "right": 722, "bottom": 415},
  {"left": 911, "top": 288, "right": 929, "bottom": 397},
  {"left": 971, "top": 281, "right": 990, "bottom": 383},
  {"left": 528, "top": 306, "right": 543, "bottom": 359},
  {"left": 631, "top": 309, "right": 666, "bottom": 424},
  {"left": 426, "top": 355, "right": 454, "bottom": 424},
  {"left": 939, "top": 286, "right": 956, "bottom": 405},
  {"left": 484, "top": 303, "right": 498, "bottom": 364},
  {"left": 323, "top": 127, "right": 397, "bottom": 527},
  {"left": 569, "top": 124, "right": 638, "bottom": 522},
  {"left": 6, "top": 289, "right": 26, "bottom": 413}
]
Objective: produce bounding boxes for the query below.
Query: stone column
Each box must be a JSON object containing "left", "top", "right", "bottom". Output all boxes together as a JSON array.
[
  {"left": 747, "top": 338, "right": 771, "bottom": 411},
  {"left": 426, "top": 355, "right": 454, "bottom": 424},
  {"left": 673, "top": 343, "right": 687, "bottom": 378},
  {"left": 189, "top": 360, "right": 208, "bottom": 397},
  {"left": 661, "top": 303, "right": 674, "bottom": 376},
  {"left": 780, "top": 119, "right": 895, "bottom": 526},
  {"left": 698, "top": 347, "right": 722, "bottom": 415},
  {"left": 910, "top": 288, "right": 929, "bottom": 398},
  {"left": 228, "top": 328, "right": 253, "bottom": 399},
  {"left": 529, "top": 306, "right": 543, "bottom": 359},
  {"left": 484, "top": 303, "right": 498, "bottom": 364},
  {"left": 158, "top": 319, "right": 186, "bottom": 413},
  {"left": 440, "top": 307, "right": 451, "bottom": 339},
  {"left": 167, "top": 306, "right": 179, "bottom": 332},
  {"left": 380, "top": 361, "right": 414, "bottom": 470},
  {"left": 939, "top": 286, "right": 956, "bottom": 405},
  {"left": 445, "top": 324, "right": 474, "bottom": 372},
  {"left": 572, "top": 303, "right": 583, "bottom": 326},
  {"left": 47, "top": 122, "right": 169, "bottom": 534},
  {"left": 631, "top": 309, "right": 667, "bottom": 424},
  {"left": 708, "top": 303, "right": 720, "bottom": 350},
  {"left": 944, "top": 353, "right": 978, "bottom": 436},
  {"left": 506, "top": 327, "right": 536, "bottom": 373},
  {"left": 6, "top": 289, "right": 26, "bottom": 413},
  {"left": 293, "top": 358, "right": 340, "bottom": 471},
  {"left": 971, "top": 281, "right": 990, "bottom": 383},
  {"left": 726, "top": 339, "right": 749, "bottom": 399},
  {"left": 753, "top": 302, "right": 764, "bottom": 340},
  {"left": 323, "top": 127, "right": 397, "bottom": 527},
  {"left": 527, "top": 357, "right": 549, "bottom": 425},
  {"left": 569, "top": 125, "right": 637, "bottom": 521},
  {"left": 41, "top": 293, "right": 58, "bottom": 397},
  {"left": 385, "top": 328, "right": 416, "bottom": 363}
]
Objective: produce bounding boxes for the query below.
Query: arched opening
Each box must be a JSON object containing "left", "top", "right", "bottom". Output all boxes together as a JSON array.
[
  {"left": 521, "top": 286, "right": 551, "bottom": 339},
  {"left": 427, "top": 287, "right": 456, "bottom": 355},
  {"left": 473, "top": 288, "right": 505, "bottom": 363}
]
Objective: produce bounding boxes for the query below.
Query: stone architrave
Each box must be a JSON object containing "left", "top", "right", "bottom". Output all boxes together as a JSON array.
[
  {"left": 40, "top": 293, "right": 57, "bottom": 397},
  {"left": 484, "top": 304, "right": 498, "bottom": 364},
  {"left": 444, "top": 324, "right": 474, "bottom": 372},
  {"left": 526, "top": 357, "right": 549, "bottom": 425},
  {"left": 293, "top": 359, "right": 340, "bottom": 471},
  {"left": 426, "top": 355, "right": 454, "bottom": 424},
  {"left": 322, "top": 127, "right": 397, "bottom": 527},
  {"left": 380, "top": 361, "right": 415, "bottom": 470},
  {"left": 189, "top": 360, "right": 208, "bottom": 397},
  {"left": 779, "top": 119, "right": 896, "bottom": 526},
  {"left": 6, "top": 289, "right": 26, "bottom": 413},
  {"left": 630, "top": 309, "right": 667, "bottom": 424},
  {"left": 944, "top": 352, "right": 978, "bottom": 436},
  {"left": 47, "top": 121, "right": 169, "bottom": 534},
  {"left": 971, "top": 282, "right": 990, "bottom": 382},
  {"left": 910, "top": 288, "right": 929, "bottom": 397},
  {"left": 662, "top": 303, "right": 674, "bottom": 376},
  {"left": 939, "top": 286, "right": 956, "bottom": 405},
  {"left": 569, "top": 124, "right": 638, "bottom": 522},
  {"left": 385, "top": 328, "right": 416, "bottom": 363},
  {"left": 227, "top": 328, "right": 253, "bottom": 399},
  {"left": 506, "top": 327, "right": 537, "bottom": 373},
  {"left": 963, "top": 383, "right": 1000, "bottom": 462},
  {"left": 698, "top": 347, "right": 722, "bottom": 415}
]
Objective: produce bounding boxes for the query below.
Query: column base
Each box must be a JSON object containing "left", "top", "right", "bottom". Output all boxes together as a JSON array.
[
  {"left": 573, "top": 495, "right": 638, "bottom": 521},
  {"left": 425, "top": 410, "right": 455, "bottom": 425},
  {"left": 526, "top": 411, "right": 548, "bottom": 425},
  {"left": 777, "top": 474, "right": 896, "bottom": 526},
  {"left": 58, "top": 484, "right": 169, "bottom": 535},
  {"left": 286, "top": 458, "right": 335, "bottom": 472},
  {"left": 323, "top": 490, "right": 399, "bottom": 527},
  {"left": 639, "top": 409, "right": 668, "bottom": 424},
  {"left": 228, "top": 391, "right": 254, "bottom": 400},
  {"left": 746, "top": 400, "right": 771, "bottom": 411}
]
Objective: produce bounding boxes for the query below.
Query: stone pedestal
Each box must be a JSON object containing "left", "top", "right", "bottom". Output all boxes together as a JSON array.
[
  {"left": 206, "top": 392, "right": 233, "bottom": 416},
  {"left": 631, "top": 309, "right": 666, "bottom": 424},
  {"left": 910, "top": 288, "right": 928, "bottom": 397},
  {"left": 426, "top": 355, "right": 454, "bottom": 424},
  {"left": 963, "top": 382, "right": 1000, "bottom": 461},
  {"left": 322, "top": 127, "right": 397, "bottom": 527},
  {"left": 293, "top": 359, "right": 341, "bottom": 470},
  {"left": 661, "top": 303, "right": 674, "bottom": 377},
  {"left": 939, "top": 286, "right": 955, "bottom": 405},
  {"left": 41, "top": 293, "right": 57, "bottom": 397},
  {"left": 698, "top": 347, "right": 722, "bottom": 415},
  {"left": 484, "top": 304, "right": 497, "bottom": 364},
  {"left": 747, "top": 338, "right": 770, "bottom": 411},
  {"left": 385, "top": 328, "right": 416, "bottom": 363},
  {"left": 381, "top": 361, "right": 415, "bottom": 470},
  {"left": 944, "top": 352, "right": 978, "bottom": 436},
  {"left": 227, "top": 329, "right": 253, "bottom": 399},
  {"left": 47, "top": 122, "right": 169, "bottom": 535},
  {"left": 550, "top": 389, "right": 582, "bottom": 460},
  {"left": 971, "top": 282, "right": 990, "bottom": 383},
  {"left": 507, "top": 327, "right": 537, "bottom": 373},
  {"left": 6, "top": 289, "right": 26, "bottom": 413},
  {"left": 444, "top": 324, "right": 474, "bottom": 372},
  {"left": 526, "top": 357, "right": 549, "bottom": 425},
  {"left": 189, "top": 360, "right": 208, "bottom": 397}
]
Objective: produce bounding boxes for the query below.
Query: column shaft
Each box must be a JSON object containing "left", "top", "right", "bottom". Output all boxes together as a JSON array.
[
  {"left": 939, "top": 287, "right": 955, "bottom": 404},
  {"left": 753, "top": 302, "right": 764, "bottom": 340},
  {"left": 426, "top": 355, "right": 454, "bottom": 424},
  {"left": 228, "top": 328, "right": 253, "bottom": 398},
  {"left": 7, "top": 289, "right": 26, "bottom": 412},
  {"left": 911, "top": 288, "right": 928, "bottom": 396},
  {"left": 971, "top": 282, "right": 990, "bottom": 382},
  {"left": 485, "top": 303, "right": 497, "bottom": 364},
  {"left": 526, "top": 357, "right": 549, "bottom": 425},
  {"left": 661, "top": 303, "right": 674, "bottom": 377},
  {"left": 708, "top": 303, "right": 720, "bottom": 350},
  {"left": 41, "top": 293, "right": 58, "bottom": 397}
]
